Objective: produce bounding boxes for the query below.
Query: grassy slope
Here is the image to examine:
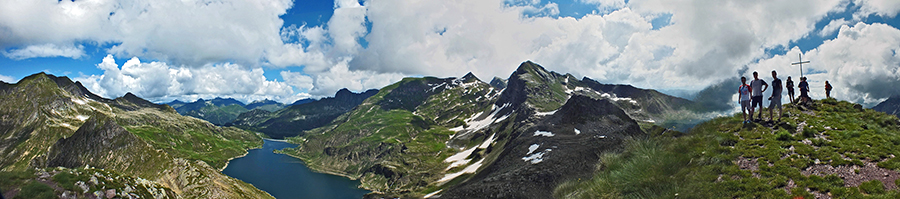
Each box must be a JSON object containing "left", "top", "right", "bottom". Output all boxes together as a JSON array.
[
  {"left": 556, "top": 99, "right": 900, "bottom": 198},
  {"left": 282, "top": 77, "right": 497, "bottom": 195}
]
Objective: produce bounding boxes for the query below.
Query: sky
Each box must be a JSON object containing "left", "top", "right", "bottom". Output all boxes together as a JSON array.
[{"left": 1, "top": 0, "right": 899, "bottom": 108}]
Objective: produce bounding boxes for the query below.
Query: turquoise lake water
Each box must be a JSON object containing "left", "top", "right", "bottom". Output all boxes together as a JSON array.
[{"left": 221, "top": 139, "right": 370, "bottom": 199}]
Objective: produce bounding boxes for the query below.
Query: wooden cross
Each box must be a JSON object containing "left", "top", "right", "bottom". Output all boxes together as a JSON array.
[{"left": 791, "top": 53, "right": 810, "bottom": 77}]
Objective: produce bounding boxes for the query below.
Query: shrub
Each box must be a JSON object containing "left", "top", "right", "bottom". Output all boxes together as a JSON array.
[
  {"left": 859, "top": 180, "right": 885, "bottom": 195},
  {"left": 775, "top": 130, "right": 793, "bottom": 141},
  {"left": 802, "top": 127, "right": 817, "bottom": 138},
  {"left": 14, "top": 181, "right": 55, "bottom": 199}
]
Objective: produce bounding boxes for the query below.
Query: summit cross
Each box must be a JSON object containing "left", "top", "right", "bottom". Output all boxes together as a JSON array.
[{"left": 791, "top": 53, "right": 810, "bottom": 77}]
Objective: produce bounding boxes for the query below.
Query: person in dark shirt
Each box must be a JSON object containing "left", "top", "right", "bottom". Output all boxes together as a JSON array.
[
  {"left": 798, "top": 77, "right": 810, "bottom": 104},
  {"left": 785, "top": 76, "right": 795, "bottom": 104},
  {"left": 825, "top": 81, "right": 833, "bottom": 99},
  {"left": 768, "top": 70, "right": 783, "bottom": 121}
]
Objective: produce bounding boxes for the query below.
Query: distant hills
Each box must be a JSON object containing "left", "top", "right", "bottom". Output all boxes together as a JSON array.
[
  {"left": 227, "top": 88, "right": 379, "bottom": 139},
  {"left": 164, "top": 97, "right": 308, "bottom": 126},
  {"left": 0, "top": 73, "right": 272, "bottom": 198}
]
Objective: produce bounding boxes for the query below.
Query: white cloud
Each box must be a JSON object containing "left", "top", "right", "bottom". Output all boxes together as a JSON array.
[
  {"left": 2, "top": 43, "right": 85, "bottom": 60},
  {"left": 855, "top": 0, "right": 900, "bottom": 18},
  {"left": 75, "top": 55, "right": 295, "bottom": 103},
  {"left": 327, "top": 0, "right": 368, "bottom": 56},
  {"left": 5, "top": 0, "right": 900, "bottom": 105},
  {"left": 0, "top": 74, "right": 15, "bottom": 83},
  {"left": 348, "top": 0, "right": 846, "bottom": 92},
  {"left": 819, "top": 18, "right": 849, "bottom": 37},
  {"left": 309, "top": 59, "right": 405, "bottom": 96},
  {"left": 0, "top": 0, "right": 292, "bottom": 66},
  {"left": 280, "top": 70, "right": 314, "bottom": 90},
  {"left": 578, "top": 0, "right": 627, "bottom": 11}
]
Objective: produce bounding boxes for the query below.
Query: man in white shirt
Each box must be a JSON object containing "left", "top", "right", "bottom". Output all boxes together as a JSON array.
[{"left": 750, "top": 71, "right": 768, "bottom": 121}]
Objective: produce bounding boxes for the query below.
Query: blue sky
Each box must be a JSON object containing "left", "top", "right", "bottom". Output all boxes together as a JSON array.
[{"left": 1, "top": 0, "right": 899, "bottom": 107}]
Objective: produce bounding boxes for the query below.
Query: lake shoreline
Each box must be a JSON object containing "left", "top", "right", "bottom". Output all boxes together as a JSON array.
[{"left": 220, "top": 139, "right": 371, "bottom": 199}]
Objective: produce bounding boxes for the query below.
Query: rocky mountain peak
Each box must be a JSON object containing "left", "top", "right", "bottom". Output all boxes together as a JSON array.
[
  {"left": 489, "top": 77, "right": 507, "bottom": 89},
  {"left": 335, "top": 88, "right": 354, "bottom": 99},
  {"left": 114, "top": 92, "right": 173, "bottom": 112},
  {"left": 497, "top": 61, "right": 569, "bottom": 112},
  {"left": 461, "top": 72, "right": 480, "bottom": 83}
]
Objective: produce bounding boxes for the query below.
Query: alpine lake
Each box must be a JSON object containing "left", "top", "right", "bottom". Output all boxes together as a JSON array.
[{"left": 222, "top": 139, "right": 370, "bottom": 199}]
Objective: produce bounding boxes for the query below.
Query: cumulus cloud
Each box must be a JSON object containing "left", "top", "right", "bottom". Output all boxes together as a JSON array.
[
  {"left": 308, "top": 59, "right": 405, "bottom": 96},
  {"left": 5, "top": 0, "right": 900, "bottom": 107},
  {"left": 854, "top": 0, "right": 900, "bottom": 18},
  {"left": 75, "top": 55, "right": 294, "bottom": 103},
  {"left": 349, "top": 0, "right": 846, "bottom": 91},
  {"left": 0, "top": 0, "right": 292, "bottom": 66},
  {"left": 2, "top": 44, "right": 85, "bottom": 60},
  {"left": 280, "top": 70, "right": 314, "bottom": 90},
  {"left": 0, "top": 74, "right": 15, "bottom": 83},
  {"left": 820, "top": 18, "right": 849, "bottom": 37}
]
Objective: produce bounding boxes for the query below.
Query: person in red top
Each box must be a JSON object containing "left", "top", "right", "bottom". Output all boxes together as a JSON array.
[{"left": 825, "top": 81, "right": 833, "bottom": 99}]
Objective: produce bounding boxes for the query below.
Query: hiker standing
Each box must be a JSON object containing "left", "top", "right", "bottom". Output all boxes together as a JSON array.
[
  {"left": 825, "top": 81, "right": 833, "bottom": 99},
  {"left": 739, "top": 77, "right": 752, "bottom": 123},
  {"left": 786, "top": 76, "right": 795, "bottom": 104},
  {"left": 750, "top": 71, "right": 768, "bottom": 121},
  {"left": 768, "top": 71, "right": 783, "bottom": 121},
  {"left": 799, "top": 77, "right": 810, "bottom": 104}
]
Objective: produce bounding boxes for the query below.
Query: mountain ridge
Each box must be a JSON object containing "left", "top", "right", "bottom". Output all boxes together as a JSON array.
[
  {"left": 281, "top": 60, "right": 709, "bottom": 198},
  {"left": 0, "top": 73, "right": 272, "bottom": 199}
]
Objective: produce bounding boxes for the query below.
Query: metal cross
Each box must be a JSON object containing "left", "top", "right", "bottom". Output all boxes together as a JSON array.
[{"left": 791, "top": 53, "right": 810, "bottom": 77}]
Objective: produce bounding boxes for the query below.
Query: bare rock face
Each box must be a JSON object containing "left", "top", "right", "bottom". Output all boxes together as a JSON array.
[
  {"left": 45, "top": 113, "right": 171, "bottom": 179},
  {"left": 873, "top": 95, "right": 900, "bottom": 118},
  {"left": 440, "top": 95, "right": 643, "bottom": 199}
]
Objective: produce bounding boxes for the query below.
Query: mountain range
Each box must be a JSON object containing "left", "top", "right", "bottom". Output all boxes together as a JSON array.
[
  {"left": 227, "top": 88, "right": 379, "bottom": 139},
  {"left": 279, "top": 61, "right": 719, "bottom": 198},
  {"left": 165, "top": 97, "right": 298, "bottom": 126}
]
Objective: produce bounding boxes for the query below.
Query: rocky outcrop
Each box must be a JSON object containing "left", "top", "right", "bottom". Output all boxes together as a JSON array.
[
  {"left": 46, "top": 113, "right": 172, "bottom": 179},
  {"left": 440, "top": 95, "right": 643, "bottom": 199}
]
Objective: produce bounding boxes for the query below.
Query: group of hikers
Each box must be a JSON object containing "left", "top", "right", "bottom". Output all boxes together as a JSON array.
[{"left": 738, "top": 70, "right": 833, "bottom": 123}]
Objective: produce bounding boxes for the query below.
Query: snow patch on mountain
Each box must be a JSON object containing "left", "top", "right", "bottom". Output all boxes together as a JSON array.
[
  {"left": 71, "top": 98, "right": 87, "bottom": 105},
  {"left": 533, "top": 130, "right": 554, "bottom": 137},
  {"left": 438, "top": 159, "right": 484, "bottom": 183},
  {"left": 534, "top": 109, "right": 557, "bottom": 116},
  {"left": 522, "top": 144, "right": 552, "bottom": 164},
  {"left": 450, "top": 103, "right": 511, "bottom": 133},
  {"left": 601, "top": 93, "right": 638, "bottom": 105}
]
